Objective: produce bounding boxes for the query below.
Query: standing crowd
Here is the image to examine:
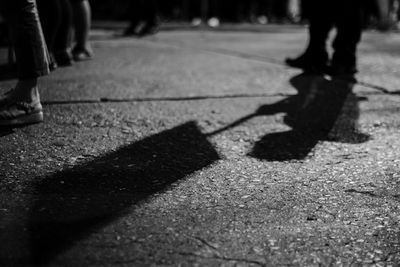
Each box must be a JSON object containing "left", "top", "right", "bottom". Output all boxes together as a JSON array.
[
  {"left": 94, "top": 0, "right": 400, "bottom": 30},
  {"left": 0, "top": 0, "right": 395, "bottom": 127}
]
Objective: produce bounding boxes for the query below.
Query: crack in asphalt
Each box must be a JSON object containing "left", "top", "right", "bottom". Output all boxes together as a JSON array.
[
  {"left": 40, "top": 90, "right": 398, "bottom": 107},
  {"left": 39, "top": 40, "right": 400, "bottom": 107},
  {"left": 137, "top": 38, "right": 400, "bottom": 96},
  {"left": 175, "top": 251, "right": 267, "bottom": 267},
  {"left": 193, "top": 236, "right": 221, "bottom": 252},
  {"left": 42, "top": 93, "right": 293, "bottom": 106}
]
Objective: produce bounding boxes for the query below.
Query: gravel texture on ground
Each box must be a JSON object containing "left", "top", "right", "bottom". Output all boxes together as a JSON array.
[{"left": 1, "top": 26, "right": 400, "bottom": 266}]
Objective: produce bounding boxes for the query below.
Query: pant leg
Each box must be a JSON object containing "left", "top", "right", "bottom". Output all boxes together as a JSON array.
[
  {"left": 128, "top": 0, "right": 144, "bottom": 27},
  {"left": 306, "top": 0, "right": 335, "bottom": 56},
  {"left": 332, "top": 0, "right": 364, "bottom": 68},
  {"left": 189, "top": 0, "right": 202, "bottom": 19},
  {"left": 208, "top": 0, "right": 221, "bottom": 18},
  {"left": 143, "top": 0, "right": 158, "bottom": 25},
  {"left": 0, "top": 0, "right": 49, "bottom": 79},
  {"left": 36, "top": 0, "right": 62, "bottom": 52},
  {"left": 54, "top": 0, "right": 72, "bottom": 53}
]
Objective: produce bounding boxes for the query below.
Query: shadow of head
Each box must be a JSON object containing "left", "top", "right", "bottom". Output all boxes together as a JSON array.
[
  {"left": 249, "top": 73, "right": 370, "bottom": 161},
  {"left": 20, "top": 121, "right": 219, "bottom": 265}
]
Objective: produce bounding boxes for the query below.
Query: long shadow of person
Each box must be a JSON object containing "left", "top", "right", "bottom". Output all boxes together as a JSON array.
[
  {"left": 1, "top": 121, "right": 220, "bottom": 265},
  {"left": 249, "top": 73, "right": 370, "bottom": 161},
  {"left": 208, "top": 73, "right": 369, "bottom": 161}
]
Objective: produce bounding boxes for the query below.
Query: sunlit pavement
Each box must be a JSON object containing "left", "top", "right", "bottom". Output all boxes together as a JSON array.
[{"left": 1, "top": 24, "right": 400, "bottom": 266}]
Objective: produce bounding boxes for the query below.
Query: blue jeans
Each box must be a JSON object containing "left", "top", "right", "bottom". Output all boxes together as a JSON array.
[{"left": 0, "top": 0, "right": 49, "bottom": 79}]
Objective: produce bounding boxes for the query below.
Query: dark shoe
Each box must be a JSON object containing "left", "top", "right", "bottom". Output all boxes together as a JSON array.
[
  {"left": 137, "top": 22, "right": 159, "bottom": 37},
  {"left": 285, "top": 53, "right": 329, "bottom": 74},
  {"left": 72, "top": 49, "right": 93, "bottom": 62},
  {"left": 328, "top": 65, "right": 358, "bottom": 83},
  {"left": 0, "top": 100, "right": 43, "bottom": 126},
  {"left": 123, "top": 22, "right": 143, "bottom": 36},
  {"left": 54, "top": 51, "right": 73, "bottom": 67}
]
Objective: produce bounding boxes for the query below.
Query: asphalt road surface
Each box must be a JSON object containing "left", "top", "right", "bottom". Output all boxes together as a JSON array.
[{"left": 1, "top": 24, "right": 400, "bottom": 266}]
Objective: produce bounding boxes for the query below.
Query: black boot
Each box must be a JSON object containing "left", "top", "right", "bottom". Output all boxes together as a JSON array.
[
  {"left": 328, "top": 63, "right": 358, "bottom": 83},
  {"left": 285, "top": 50, "right": 329, "bottom": 74}
]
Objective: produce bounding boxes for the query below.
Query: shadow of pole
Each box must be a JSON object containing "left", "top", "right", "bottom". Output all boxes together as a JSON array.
[{"left": 2, "top": 121, "right": 220, "bottom": 265}]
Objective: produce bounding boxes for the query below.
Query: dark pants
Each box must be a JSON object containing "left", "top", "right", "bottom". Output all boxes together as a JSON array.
[
  {"left": 36, "top": 0, "right": 72, "bottom": 54},
  {"left": 306, "top": 0, "right": 364, "bottom": 68},
  {"left": 0, "top": 0, "right": 49, "bottom": 79}
]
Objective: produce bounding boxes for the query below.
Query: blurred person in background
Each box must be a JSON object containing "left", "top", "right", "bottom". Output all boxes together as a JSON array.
[
  {"left": 124, "top": 0, "right": 159, "bottom": 36},
  {"left": 37, "top": 0, "right": 73, "bottom": 68},
  {"left": 70, "top": 0, "right": 93, "bottom": 61},
  {"left": 287, "top": 0, "right": 302, "bottom": 23},
  {"left": 0, "top": 0, "right": 50, "bottom": 126},
  {"left": 285, "top": 0, "right": 364, "bottom": 82}
]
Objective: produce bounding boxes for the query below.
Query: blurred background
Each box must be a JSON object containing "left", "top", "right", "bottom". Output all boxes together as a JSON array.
[
  {"left": 89, "top": 0, "right": 400, "bottom": 29},
  {"left": 0, "top": 0, "right": 399, "bottom": 47},
  {"left": 0, "top": 0, "right": 399, "bottom": 67}
]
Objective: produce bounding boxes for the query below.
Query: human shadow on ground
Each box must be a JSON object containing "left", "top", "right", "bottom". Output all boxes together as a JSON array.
[
  {"left": 249, "top": 73, "right": 370, "bottom": 161},
  {"left": 18, "top": 121, "right": 219, "bottom": 265},
  {"left": 208, "top": 73, "right": 370, "bottom": 161}
]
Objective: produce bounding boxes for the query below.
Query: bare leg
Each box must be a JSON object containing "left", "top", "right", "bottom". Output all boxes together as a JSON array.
[
  {"left": 0, "top": 0, "right": 48, "bottom": 125},
  {"left": 71, "top": 0, "right": 93, "bottom": 60}
]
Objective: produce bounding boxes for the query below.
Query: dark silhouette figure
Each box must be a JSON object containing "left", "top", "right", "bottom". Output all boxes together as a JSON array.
[
  {"left": 286, "top": 0, "right": 365, "bottom": 81},
  {"left": 250, "top": 74, "right": 370, "bottom": 161},
  {"left": 208, "top": 73, "right": 369, "bottom": 161}
]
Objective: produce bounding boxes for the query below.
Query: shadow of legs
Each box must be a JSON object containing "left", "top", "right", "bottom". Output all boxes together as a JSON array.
[{"left": 249, "top": 73, "right": 369, "bottom": 161}]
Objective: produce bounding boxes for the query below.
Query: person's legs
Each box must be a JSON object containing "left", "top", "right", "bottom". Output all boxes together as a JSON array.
[
  {"left": 208, "top": 0, "right": 221, "bottom": 18},
  {"left": 285, "top": 0, "right": 334, "bottom": 72},
  {"left": 207, "top": 0, "right": 221, "bottom": 27},
  {"left": 54, "top": 0, "right": 73, "bottom": 66},
  {"left": 306, "top": 1, "right": 334, "bottom": 57},
  {"left": 124, "top": 0, "right": 142, "bottom": 35},
  {"left": 36, "top": 0, "right": 62, "bottom": 70},
  {"left": 189, "top": 0, "right": 202, "bottom": 20},
  {"left": 70, "top": 0, "right": 93, "bottom": 60},
  {"left": 0, "top": 0, "right": 49, "bottom": 125},
  {"left": 140, "top": 0, "right": 160, "bottom": 34},
  {"left": 331, "top": 0, "right": 364, "bottom": 77},
  {"left": 143, "top": 0, "right": 158, "bottom": 25},
  {"left": 124, "top": 0, "right": 159, "bottom": 36}
]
